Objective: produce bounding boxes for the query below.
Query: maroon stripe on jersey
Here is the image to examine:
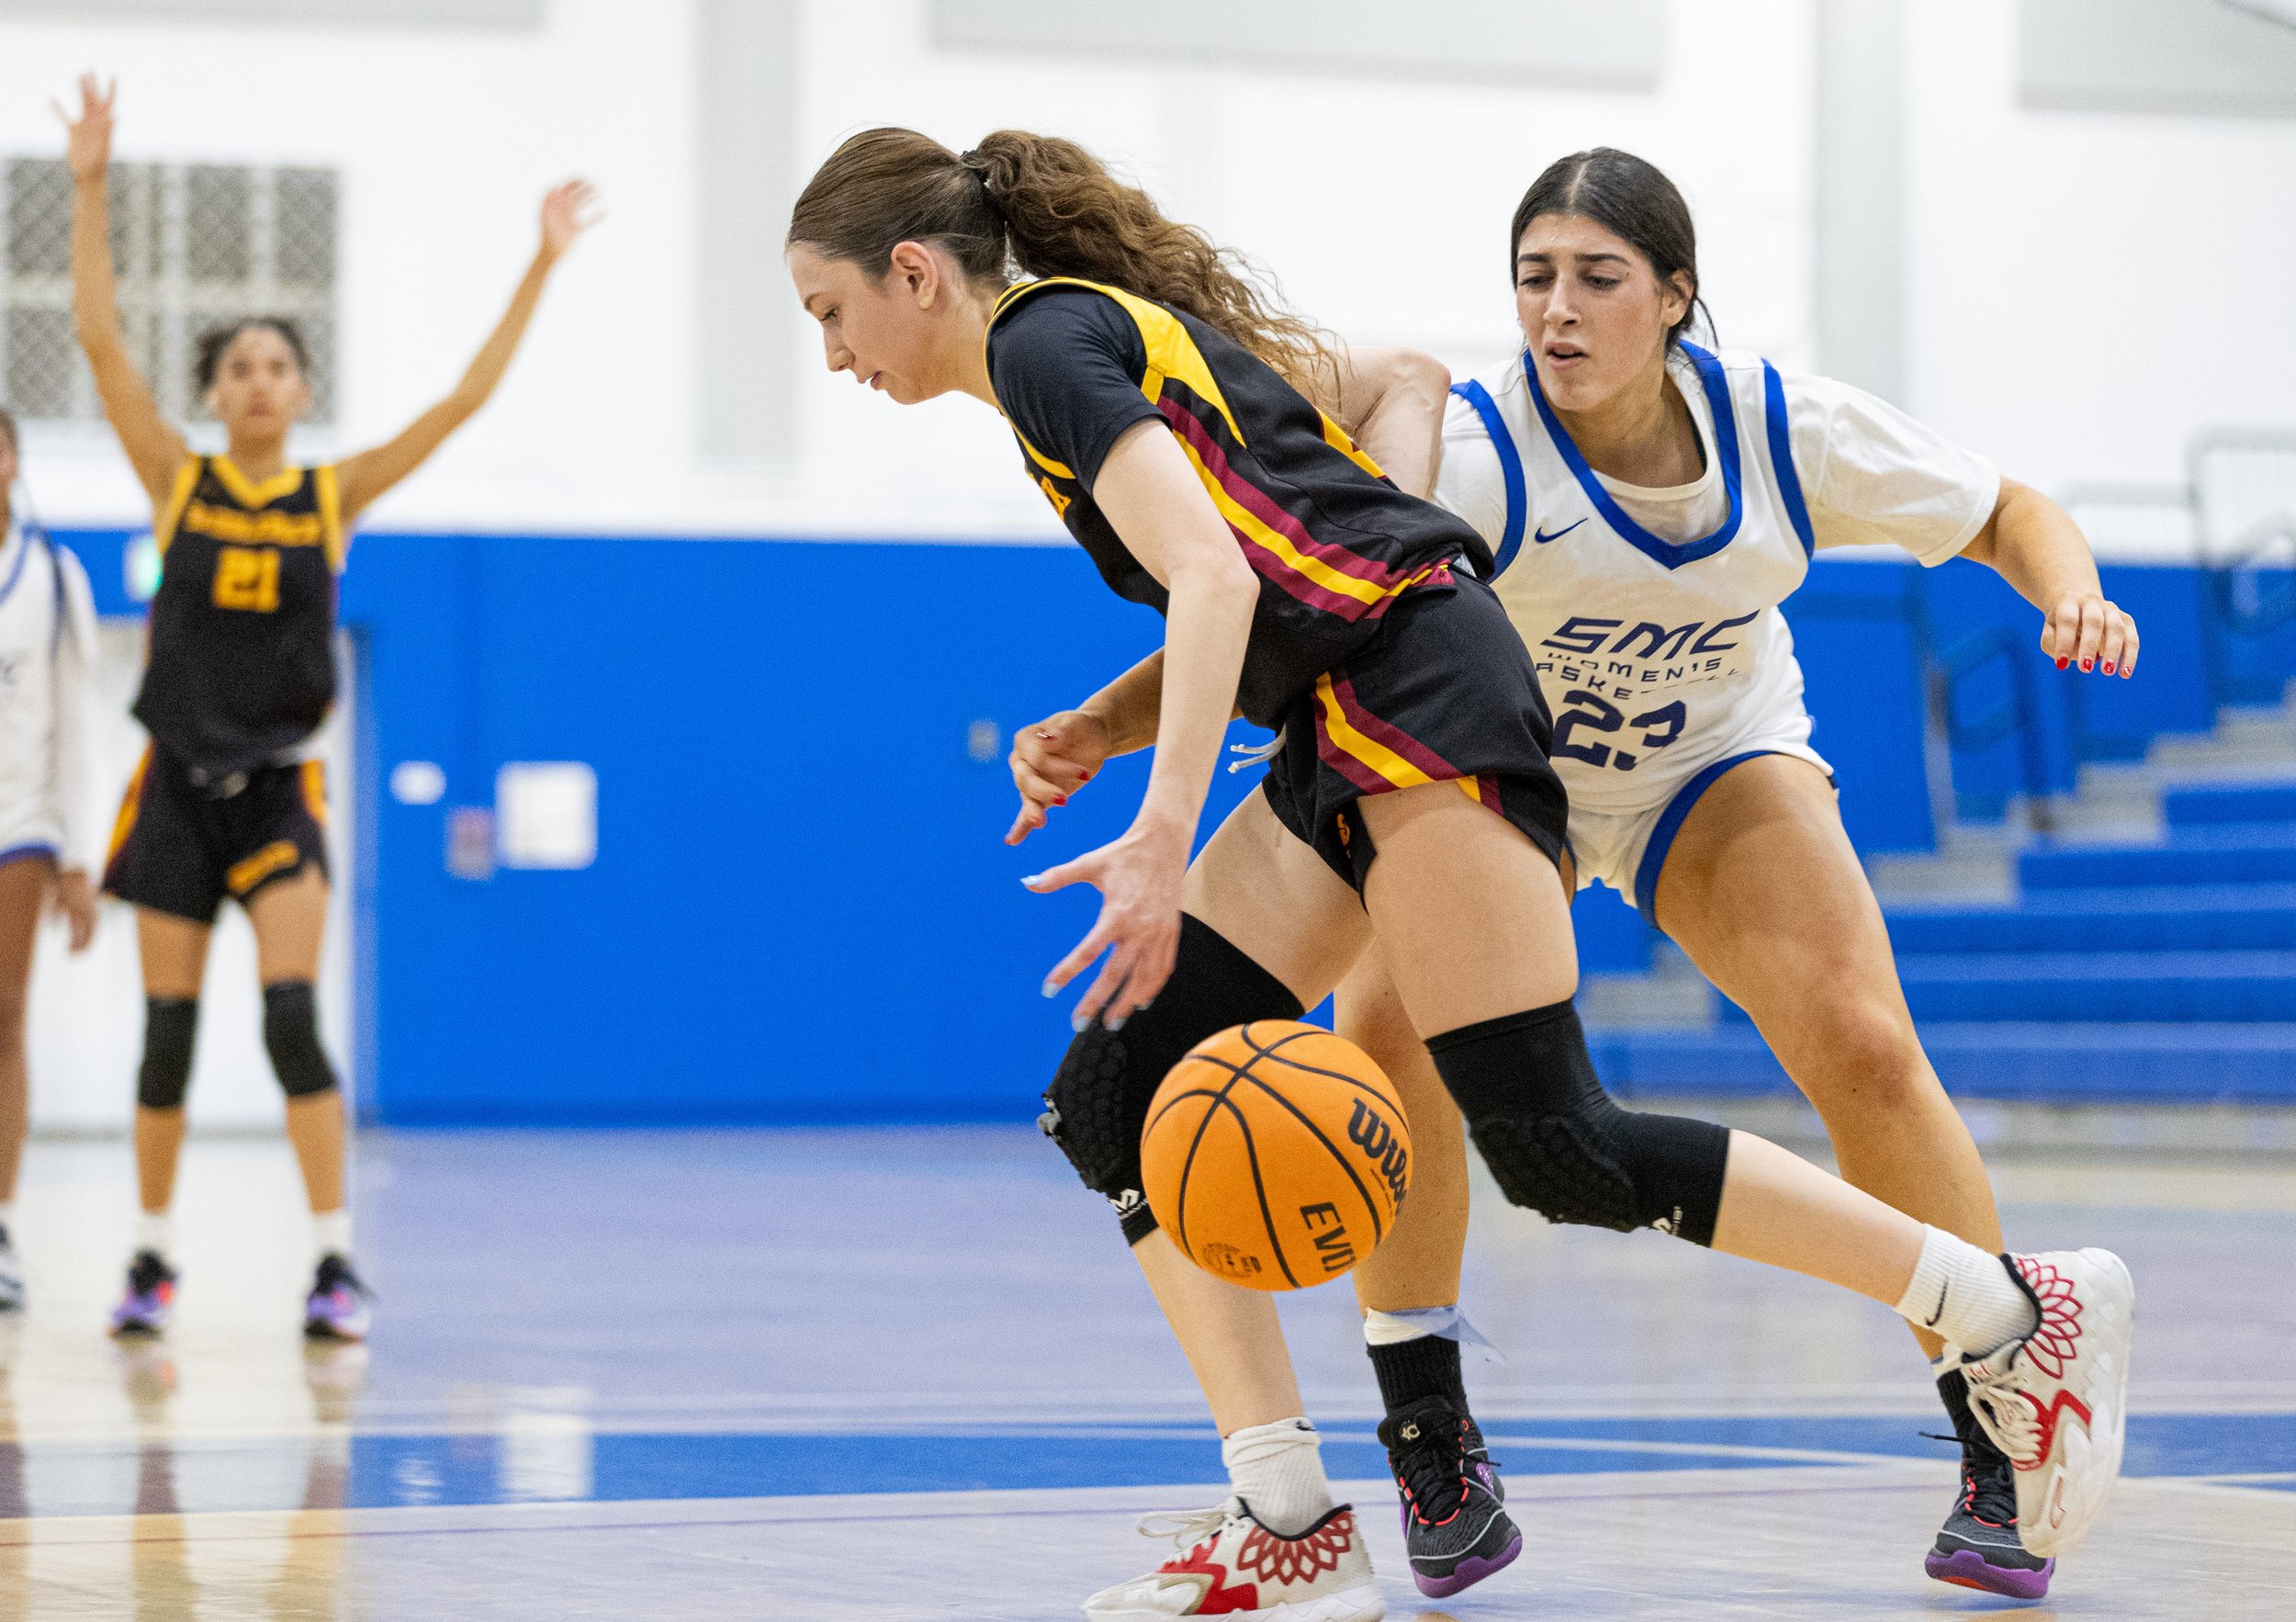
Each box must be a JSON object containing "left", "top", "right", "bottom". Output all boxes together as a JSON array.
[
  {"left": 1311, "top": 695, "right": 1402, "bottom": 796},
  {"left": 1328, "top": 671, "right": 1466, "bottom": 783}
]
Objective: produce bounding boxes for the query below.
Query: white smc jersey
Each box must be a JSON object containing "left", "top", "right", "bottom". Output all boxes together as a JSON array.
[
  {"left": 0, "top": 519, "right": 104, "bottom": 872},
  {"left": 1437, "top": 344, "right": 1999, "bottom": 815}
]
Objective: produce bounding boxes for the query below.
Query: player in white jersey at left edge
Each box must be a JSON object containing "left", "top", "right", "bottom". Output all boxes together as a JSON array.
[{"left": 0, "top": 406, "right": 105, "bottom": 1312}]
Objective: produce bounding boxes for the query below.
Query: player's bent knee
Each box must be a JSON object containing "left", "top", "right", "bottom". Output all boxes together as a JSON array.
[
  {"left": 262, "top": 980, "right": 339, "bottom": 1099},
  {"left": 138, "top": 996, "right": 199, "bottom": 1111},
  {"left": 1795, "top": 1004, "right": 1929, "bottom": 1105},
  {"left": 1424, "top": 1001, "right": 1731, "bottom": 1245},
  {"left": 1039, "top": 913, "right": 1302, "bottom": 1245}
]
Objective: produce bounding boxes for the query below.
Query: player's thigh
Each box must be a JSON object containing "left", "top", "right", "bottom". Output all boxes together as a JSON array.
[
  {"left": 1181, "top": 787, "right": 1370, "bottom": 1008},
  {"left": 0, "top": 858, "right": 50, "bottom": 1007},
  {"left": 1651, "top": 755, "right": 1918, "bottom": 1070},
  {"left": 136, "top": 907, "right": 213, "bottom": 999},
  {"left": 245, "top": 866, "right": 331, "bottom": 985},
  {"left": 1356, "top": 781, "right": 1577, "bottom": 1034}
]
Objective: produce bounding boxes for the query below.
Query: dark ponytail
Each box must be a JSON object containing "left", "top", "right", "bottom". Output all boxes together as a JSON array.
[
  {"left": 789, "top": 127, "right": 1336, "bottom": 407},
  {"left": 1511, "top": 148, "right": 1710, "bottom": 347}
]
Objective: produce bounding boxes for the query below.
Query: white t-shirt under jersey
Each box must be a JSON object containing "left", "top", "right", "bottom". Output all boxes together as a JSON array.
[
  {"left": 1435, "top": 345, "right": 1999, "bottom": 813},
  {"left": 0, "top": 518, "right": 104, "bottom": 871}
]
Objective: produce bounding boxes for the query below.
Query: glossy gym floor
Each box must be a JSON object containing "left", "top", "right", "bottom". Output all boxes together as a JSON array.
[{"left": 0, "top": 1128, "right": 2290, "bottom": 1619}]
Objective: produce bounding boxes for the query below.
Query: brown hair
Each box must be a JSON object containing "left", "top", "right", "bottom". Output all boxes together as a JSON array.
[
  {"left": 1512, "top": 148, "right": 1711, "bottom": 347},
  {"left": 196, "top": 316, "right": 310, "bottom": 391},
  {"left": 788, "top": 127, "right": 1337, "bottom": 407},
  {"left": 0, "top": 405, "right": 16, "bottom": 454}
]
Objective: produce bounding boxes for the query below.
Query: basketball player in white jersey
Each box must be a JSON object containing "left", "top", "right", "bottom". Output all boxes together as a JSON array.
[
  {"left": 1011, "top": 148, "right": 2136, "bottom": 1602},
  {"left": 0, "top": 407, "right": 104, "bottom": 1310}
]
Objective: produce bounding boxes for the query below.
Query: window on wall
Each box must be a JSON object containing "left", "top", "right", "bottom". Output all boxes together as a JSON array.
[{"left": 0, "top": 160, "right": 339, "bottom": 426}]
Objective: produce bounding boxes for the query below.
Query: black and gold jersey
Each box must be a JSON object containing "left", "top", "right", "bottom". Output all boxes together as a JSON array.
[
  {"left": 985, "top": 277, "right": 1491, "bottom": 727},
  {"left": 132, "top": 455, "right": 344, "bottom": 781}
]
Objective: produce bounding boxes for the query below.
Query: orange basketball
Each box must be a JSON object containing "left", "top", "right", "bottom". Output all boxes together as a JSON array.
[{"left": 1140, "top": 1020, "right": 1411, "bottom": 1292}]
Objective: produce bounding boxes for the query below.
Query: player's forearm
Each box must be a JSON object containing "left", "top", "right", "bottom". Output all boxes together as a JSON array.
[
  {"left": 1079, "top": 650, "right": 1167, "bottom": 758},
  {"left": 1136, "top": 557, "right": 1257, "bottom": 839},
  {"left": 1965, "top": 479, "right": 2099, "bottom": 614},
  {"left": 68, "top": 175, "right": 126, "bottom": 351},
  {"left": 448, "top": 249, "right": 556, "bottom": 416},
  {"left": 51, "top": 635, "right": 104, "bottom": 874}
]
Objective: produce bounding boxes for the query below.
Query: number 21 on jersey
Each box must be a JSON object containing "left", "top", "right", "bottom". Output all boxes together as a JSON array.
[{"left": 211, "top": 546, "right": 281, "bottom": 613}]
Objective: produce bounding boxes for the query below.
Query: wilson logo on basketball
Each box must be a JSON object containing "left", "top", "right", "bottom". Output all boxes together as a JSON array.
[
  {"left": 1299, "top": 1201, "right": 1356, "bottom": 1274},
  {"left": 1346, "top": 1101, "right": 1409, "bottom": 1204}
]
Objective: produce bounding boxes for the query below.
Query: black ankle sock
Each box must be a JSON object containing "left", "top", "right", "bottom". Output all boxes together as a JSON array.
[{"left": 1368, "top": 1332, "right": 1469, "bottom": 1415}]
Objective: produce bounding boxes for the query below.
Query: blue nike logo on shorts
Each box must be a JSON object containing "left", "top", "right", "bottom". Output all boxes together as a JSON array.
[{"left": 1534, "top": 519, "right": 1587, "bottom": 545}]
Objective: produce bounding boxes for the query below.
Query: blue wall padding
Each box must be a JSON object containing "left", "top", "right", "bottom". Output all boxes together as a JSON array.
[{"left": 46, "top": 524, "right": 2291, "bottom": 1124}]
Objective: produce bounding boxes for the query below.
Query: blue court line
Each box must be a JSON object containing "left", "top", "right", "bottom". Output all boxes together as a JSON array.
[{"left": 0, "top": 1414, "right": 2286, "bottom": 1520}]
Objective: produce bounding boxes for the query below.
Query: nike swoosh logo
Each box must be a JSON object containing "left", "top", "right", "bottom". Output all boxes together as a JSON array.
[
  {"left": 1923, "top": 1281, "right": 1950, "bottom": 1327},
  {"left": 1533, "top": 519, "right": 1587, "bottom": 545}
]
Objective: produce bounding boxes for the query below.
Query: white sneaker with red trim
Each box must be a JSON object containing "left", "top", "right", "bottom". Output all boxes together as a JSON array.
[
  {"left": 1960, "top": 1248, "right": 2133, "bottom": 1560},
  {"left": 1083, "top": 1500, "right": 1384, "bottom": 1621}
]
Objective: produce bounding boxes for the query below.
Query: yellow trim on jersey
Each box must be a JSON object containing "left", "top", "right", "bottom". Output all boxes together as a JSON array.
[
  {"left": 1170, "top": 433, "right": 1435, "bottom": 614},
  {"left": 226, "top": 839, "right": 302, "bottom": 896},
  {"left": 154, "top": 459, "right": 202, "bottom": 558},
  {"left": 989, "top": 276, "right": 1248, "bottom": 447},
  {"left": 1311, "top": 673, "right": 1488, "bottom": 807},
  {"left": 300, "top": 760, "right": 329, "bottom": 827},
  {"left": 1016, "top": 435, "right": 1075, "bottom": 482},
  {"left": 107, "top": 748, "right": 153, "bottom": 864},
  {"left": 313, "top": 464, "right": 346, "bottom": 572},
  {"left": 211, "top": 456, "right": 307, "bottom": 511},
  {"left": 180, "top": 501, "right": 326, "bottom": 547},
  {"left": 1319, "top": 411, "right": 1386, "bottom": 480}
]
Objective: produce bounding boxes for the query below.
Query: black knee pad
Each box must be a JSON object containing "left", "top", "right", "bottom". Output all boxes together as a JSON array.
[
  {"left": 1040, "top": 914, "right": 1302, "bottom": 1245},
  {"left": 137, "top": 997, "right": 199, "bottom": 1110},
  {"left": 1425, "top": 1001, "right": 1731, "bottom": 1245},
  {"left": 263, "top": 981, "right": 339, "bottom": 1099}
]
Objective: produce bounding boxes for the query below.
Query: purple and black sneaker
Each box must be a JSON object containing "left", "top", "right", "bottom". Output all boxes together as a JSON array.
[
  {"left": 108, "top": 1249, "right": 177, "bottom": 1338},
  {"left": 1377, "top": 1393, "right": 1522, "bottom": 1598},
  {"left": 303, "top": 1254, "right": 372, "bottom": 1342},
  {"left": 1926, "top": 1368, "right": 2054, "bottom": 1599}
]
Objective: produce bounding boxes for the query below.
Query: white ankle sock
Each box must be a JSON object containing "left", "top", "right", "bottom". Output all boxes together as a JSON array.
[
  {"left": 1221, "top": 1418, "right": 1332, "bottom": 1537},
  {"left": 311, "top": 1209, "right": 353, "bottom": 1264},
  {"left": 134, "top": 1210, "right": 172, "bottom": 1260},
  {"left": 1894, "top": 1227, "right": 2037, "bottom": 1359}
]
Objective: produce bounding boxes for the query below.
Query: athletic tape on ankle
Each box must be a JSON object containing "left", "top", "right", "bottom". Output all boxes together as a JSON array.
[{"left": 1361, "top": 1305, "right": 1503, "bottom": 1361}]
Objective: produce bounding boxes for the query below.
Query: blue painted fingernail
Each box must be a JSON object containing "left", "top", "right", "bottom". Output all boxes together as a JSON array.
[
  {"left": 1041, "top": 981, "right": 1058, "bottom": 998},
  {"left": 1107, "top": 1017, "right": 1128, "bottom": 1031},
  {"left": 1071, "top": 1010, "right": 1090, "bottom": 1032},
  {"left": 1020, "top": 875, "right": 1041, "bottom": 886}
]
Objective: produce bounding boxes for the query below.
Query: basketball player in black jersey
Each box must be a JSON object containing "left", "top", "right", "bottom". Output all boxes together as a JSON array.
[{"left": 62, "top": 75, "right": 595, "bottom": 1339}]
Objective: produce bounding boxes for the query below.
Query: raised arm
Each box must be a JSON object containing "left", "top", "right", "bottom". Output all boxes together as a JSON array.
[
  {"left": 334, "top": 180, "right": 597, "bottom": 523},
  {"left": 1331, "top": 346, "right": 1451, "bottom": 500},
  {"left": 1022, "top": 421, "right": 1260, "bottom": 1025},
  {"left": 1959, "top": 478, "right": 2139, "bottom": 679},
  {"left": 60, "top": 76, "right": 186, "bottom": 506}
]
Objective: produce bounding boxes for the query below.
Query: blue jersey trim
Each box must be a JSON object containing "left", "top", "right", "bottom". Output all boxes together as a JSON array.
[
  {"left": 1525, "top": 341, "right": 1744, "bottom": 570},
  {"left": 1449, "top": 378, "right": 1527, "bottom": 579},
  {"left": 1631, "top": 749, "right": 1775, "bottom": 925},
  {"left": 0, "top": 842, "right": 58, "bottom": 871},
  {"left": 1761, "top": 361, "right": 1816, "bottom": 559},
  {"left": 0, "top": 525, "right": 33, "bottom": 611}
]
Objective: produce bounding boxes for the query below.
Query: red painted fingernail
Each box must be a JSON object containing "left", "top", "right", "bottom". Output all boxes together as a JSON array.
[
  {"left": 1079, "top": 771, "right": 1093, "bottom": 782},
  {"left": 2080, "top": 659, "right": 2094, "bottom": 672},
  {"left": 2056, "top": 658, "right": 2069, "bottom": 670},
  {"left": 1053, "top": 795, "right": 1068, "bottom": 806},
  {"left": 2101, "top": 660, "right": 2115, "bottom": 675}
]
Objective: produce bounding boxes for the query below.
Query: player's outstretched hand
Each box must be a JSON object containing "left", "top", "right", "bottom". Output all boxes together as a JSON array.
[
  {"left": 2042, "top": 591, "right": 2139, "bottom": 679},
  {"left": 539, "top": 179, "right": 602, "bottom": 262},
  {"left": 53, "top": 870, "right": 96, "bottom": 953},
  {"left": 1021, "top": 817, "right": 1187, "bottom": 1030},
  {"left": 54, "top": 73, "right": 116, "bottom": 181},
  {"left": 1006, "top": 709, "right": 1110, "bottom": 845}
]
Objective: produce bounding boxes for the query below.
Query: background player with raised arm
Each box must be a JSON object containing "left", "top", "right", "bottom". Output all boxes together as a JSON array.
[
  {"left": 0, "top": 407, "right": 102, "bottom": 1312},
  {"left": 789, "top": 127, "right": 2133, "bottom": 1621},
  {"left": 62, "top": 75, "right": 594, "bottom": 1341},
  {"left": 1013, "top": 147, "right": 2141, "bottom": 1605}
]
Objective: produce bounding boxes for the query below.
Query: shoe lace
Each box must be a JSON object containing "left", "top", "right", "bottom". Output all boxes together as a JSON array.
[
  {"left": 1964, "top": 1366, "right": 2040, "bottom": 1463},
  {"left": 1135, "top": 1504, "right": 1232, "bottom": 1554},
  {"left": 1390, "top": 1413, "right": 1471, "bottom": 1524},
  {"left": 1960, "top": 1447, "right": 2020, "bottom": 1527}
]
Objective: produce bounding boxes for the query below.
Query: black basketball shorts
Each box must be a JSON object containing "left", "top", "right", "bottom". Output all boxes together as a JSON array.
[
  {"left": 1263, "top": 571, "right": 1570, "bottom": 893},
  {"left": 102, "top": 746, "right": 331, "bottom": 923}
]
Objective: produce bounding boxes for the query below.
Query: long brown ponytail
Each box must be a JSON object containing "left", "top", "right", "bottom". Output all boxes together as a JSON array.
[{"left": 788, "top": 127, "right": 1336, "bottom": 407}]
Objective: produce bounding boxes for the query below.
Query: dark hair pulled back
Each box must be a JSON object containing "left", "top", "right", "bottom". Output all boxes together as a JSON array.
[
  {"left": 195, "top": 316, "right": 310, "bottom": 391},
  {"left": 1511, "top": 148, "right": 1710, "bottom": 347},
  {"left": 788, "top": 127, "right": 1336, "bottom": 407}
]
